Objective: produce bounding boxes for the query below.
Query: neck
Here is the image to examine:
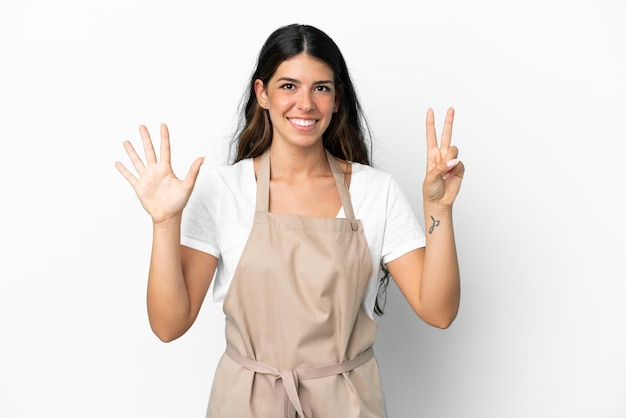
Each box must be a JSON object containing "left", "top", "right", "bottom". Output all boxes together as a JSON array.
[{"left": 268, "top": 142, "right": 330, "bottom": 181}]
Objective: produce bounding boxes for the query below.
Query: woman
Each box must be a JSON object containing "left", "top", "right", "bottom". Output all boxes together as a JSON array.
[{"left": 116, "top": 23, "right": 464, "bottom": 418}]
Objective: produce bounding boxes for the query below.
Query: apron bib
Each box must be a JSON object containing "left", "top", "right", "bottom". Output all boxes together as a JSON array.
[{"left": 207, "top": 150, "right": 386, "bottom": 418}]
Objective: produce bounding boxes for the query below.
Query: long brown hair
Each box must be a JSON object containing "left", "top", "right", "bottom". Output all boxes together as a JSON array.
[{"left": 231, "top": 24, "right": 372, "bottom": 165}]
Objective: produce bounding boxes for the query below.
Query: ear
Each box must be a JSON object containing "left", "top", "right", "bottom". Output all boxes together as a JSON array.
[{"left": 254, "top": 79, "right": 268, "bottom": 109}]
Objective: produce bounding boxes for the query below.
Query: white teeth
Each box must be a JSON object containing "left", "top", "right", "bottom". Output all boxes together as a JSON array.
[{"left": 290, "top": 118, "right": 315, "bottom": 127}]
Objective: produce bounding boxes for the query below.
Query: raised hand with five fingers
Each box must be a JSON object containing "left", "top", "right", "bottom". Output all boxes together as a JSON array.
[
  {"left": 422, "top": 107, "right": 465, "bottom": 207},
  {"left": 115, "top": 124, "right": 205, "bottom": 225}
]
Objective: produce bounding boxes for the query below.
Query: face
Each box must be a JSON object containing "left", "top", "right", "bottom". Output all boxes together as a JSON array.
[{"left": 255, "top": 53, "right": 340, "bottom": 151}]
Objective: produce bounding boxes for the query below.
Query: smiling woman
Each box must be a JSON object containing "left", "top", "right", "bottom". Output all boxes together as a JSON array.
[
  {"left": 254, "top": 54, "right": 339, "bottom": 153},
  {"left": 115, "top": 23, "right": 464, "bottom": 418}
]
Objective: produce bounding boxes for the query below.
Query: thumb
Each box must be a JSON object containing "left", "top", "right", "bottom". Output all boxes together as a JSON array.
[
  {"left": 183, "top": 156, "right": 205, "bottom": 190},
  {"left": 427, "top": 158, "right": 459, "bottom": 183}
]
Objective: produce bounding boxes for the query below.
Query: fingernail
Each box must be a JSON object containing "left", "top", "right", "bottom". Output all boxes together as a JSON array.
[{"left": 446, "top": 159, "right": 459, "bottom": 168}]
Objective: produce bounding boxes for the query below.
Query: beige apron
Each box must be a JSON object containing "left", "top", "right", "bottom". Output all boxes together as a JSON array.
[{"left": 207, "top": 149, "right": 386, "bottom": 418}]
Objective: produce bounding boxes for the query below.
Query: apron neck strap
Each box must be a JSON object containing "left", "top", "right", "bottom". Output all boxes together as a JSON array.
[
  {"left": 255, "top": 149, "right": 356, "bottom": 220},
  {"left": 325, "top": 149, "right": 356, "bottom": 220},
  {"left": 256, "top": 150, "right": 271, "bottom": 213}
]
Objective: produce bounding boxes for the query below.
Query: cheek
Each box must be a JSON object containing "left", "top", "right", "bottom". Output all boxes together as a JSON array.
[
  {"left": 323, "top": 94, "right": 335, "bottom": 104},
  {"left": 267, "top": 94, "right": 293, "bottom": 112},
  {"left": 317, "top": 95, "right": 337, "bottom": 112}
]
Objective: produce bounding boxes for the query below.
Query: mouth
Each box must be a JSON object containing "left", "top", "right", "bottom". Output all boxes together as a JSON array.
[{"left": 288, "top": 118, "right": 317, "bottom": 128}]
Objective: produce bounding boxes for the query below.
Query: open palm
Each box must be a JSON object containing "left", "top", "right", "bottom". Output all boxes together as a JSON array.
[{"left": 115, "top": 124, "right": 204, "bottom": 224}]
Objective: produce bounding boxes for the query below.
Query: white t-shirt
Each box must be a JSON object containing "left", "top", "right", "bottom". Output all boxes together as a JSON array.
[{"left": 181, "top": 157, "right": 426, "bottom": 318}]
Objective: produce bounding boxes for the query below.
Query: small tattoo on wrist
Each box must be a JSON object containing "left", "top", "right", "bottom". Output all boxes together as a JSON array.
[{"left": 428, "top": 215, "right": 440, "bottom": 234}]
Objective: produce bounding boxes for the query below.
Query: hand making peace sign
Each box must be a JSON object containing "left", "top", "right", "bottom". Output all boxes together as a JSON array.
[{"left": 422, "top": 107, "right": 465, "bottom": 207}]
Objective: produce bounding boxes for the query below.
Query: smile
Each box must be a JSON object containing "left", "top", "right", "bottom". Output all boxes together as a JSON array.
[{"left": 289, "top": 118, "right": 317, "bottom": 127}]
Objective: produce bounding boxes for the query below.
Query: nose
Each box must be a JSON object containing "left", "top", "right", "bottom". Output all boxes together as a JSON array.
[{"left": 296, "top": 90, "right": 315, "bottom": 112}]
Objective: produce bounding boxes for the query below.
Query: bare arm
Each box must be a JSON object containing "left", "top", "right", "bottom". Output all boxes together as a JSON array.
[
  {"left": 147, "top": 219, "right": 218, "bottom": 341},
  {"left": 116, "top": 124, "right": 215, "bottom": 341},
  {"left": 386, "top": 107, "right": 464, "bottom": 329}
]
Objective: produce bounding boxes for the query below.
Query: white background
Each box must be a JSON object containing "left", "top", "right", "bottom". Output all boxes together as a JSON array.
[{"left": 1, "top": 0, "right": 625, "bottom": 417}]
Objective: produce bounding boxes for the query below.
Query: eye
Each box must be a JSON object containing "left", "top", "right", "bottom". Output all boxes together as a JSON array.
[
  {"left": 315, "top": 85, "right": 332, "bottom": 92},
  {"left": 280, "top": 83, "right": 295, "bottom": 90}
]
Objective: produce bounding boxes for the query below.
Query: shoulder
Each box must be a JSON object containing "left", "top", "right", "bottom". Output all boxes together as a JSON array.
[
  {"left": 208, "top": 157, "right": 253, "bottom": 179},
  {"left": 350, "top": 162, "right": 415, "bottom": 218},
  {"left": 196, "top": 158, "right": 254, "bottom": 188},
  {"left": 351, "top": 162, "right": 391, "bottom": 179},
  {"left": 349, "top": 163, "right": 394, "bottom": 217},
  {"left": 189, "top": 158, "right": 255, "bottom": 211},
  {"left": 350, "top": 163, "right": 394, "bottom": 194}
]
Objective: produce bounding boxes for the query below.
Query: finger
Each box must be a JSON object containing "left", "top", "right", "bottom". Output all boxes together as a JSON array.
[
  {"left": 160, "top": 123, "right": 171, "bottom": 164},
  {"left": 114, "top": 161, "right": 138, "bottom": 186},
  {"left": 429, "top": 154, "right": 462, "bottom": 180},
  {"left": 183, "top": 156, "right": 205, "bottom": 190},
  {"left": 442, "top": 159, "right": 460, "bottom": 180},
  {"left": 139, "top": 125, "right": 158, "bottom": 164},
  {"left": 443, "top": 160, "right": 465, "bottom": 181},
  {"left": 123, "top": 140, "right": 146, "bottom": 174},
  {"left": 446, "top": 145, "right": 459, "bottom": 161},
  {"left": 440, "top": 106, "right": 455, "bottom": 151},
  {"left": 425, "top": 107, "right": 438, "bottom": 151}
]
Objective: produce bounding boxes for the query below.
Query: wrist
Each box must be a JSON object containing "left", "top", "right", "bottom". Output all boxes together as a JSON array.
[
  {"left": 152, "top": 214, "right": 182, "bottom": 230},
  {"left": 423, "top": 201, "right": 453, "bottom": 216}
]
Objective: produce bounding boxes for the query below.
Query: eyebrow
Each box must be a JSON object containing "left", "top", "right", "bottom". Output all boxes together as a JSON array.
[{"left": 276, "top": 77, "right": 335, "bottom": 86}]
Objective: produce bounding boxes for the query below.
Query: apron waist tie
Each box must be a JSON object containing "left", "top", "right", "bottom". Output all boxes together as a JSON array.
[{"left": 225, "top": 345, "right": 375, "bottom": 418}]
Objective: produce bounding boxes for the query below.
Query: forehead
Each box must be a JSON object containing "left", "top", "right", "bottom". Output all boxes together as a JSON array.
[{"left": 271, "top": 53, "right": 334, "bottom": 82}]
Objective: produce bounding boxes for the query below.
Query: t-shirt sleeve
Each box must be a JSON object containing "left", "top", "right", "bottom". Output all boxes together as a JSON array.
[
  {"left": 180, "top": 167, "right": 221, "bottom": 258},
  {"left": 380, "top": 175, "right": 426, "bottom": 264}
]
